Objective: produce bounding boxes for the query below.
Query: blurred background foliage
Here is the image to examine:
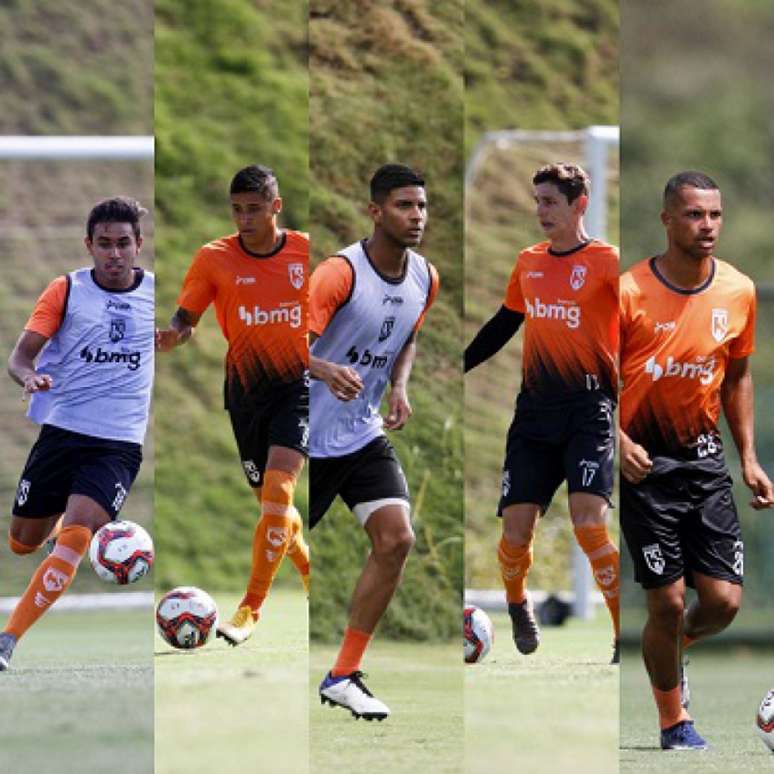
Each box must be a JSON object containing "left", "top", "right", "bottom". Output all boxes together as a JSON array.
[{"left": 620, "top": 0, "right": 774, "bottom": 640}]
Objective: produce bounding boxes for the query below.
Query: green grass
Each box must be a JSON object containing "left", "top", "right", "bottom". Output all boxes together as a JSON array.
[
  {"left": 310, "top": 640, "right": 463, "bottom": 774},
  {"left": 621, "top": 646, "right": 774, "bottom": 771},
  {"left": 155, "top": 588, "right": 308, "bottom": 774},
  {"left": 466, "top": 612, "right": 618, "bottom": 774},
  {"left": 0, "top": 608, "right": 153, "bottom": 773}
]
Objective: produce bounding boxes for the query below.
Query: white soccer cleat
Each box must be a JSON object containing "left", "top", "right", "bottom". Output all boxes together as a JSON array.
[
  {"left": 319, "top": 670, "right": 390, "bottom": 721},
  {"left": 216, "top": 605, "right": 257, "bottom": 647}
]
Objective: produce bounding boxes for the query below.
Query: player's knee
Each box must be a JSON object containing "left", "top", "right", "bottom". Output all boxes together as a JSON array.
[
  {"left": 707, "top": 589, "right": 741, "bottom": 624},
  {"left": 649, "top": 592, "right": 685, "bottom": 629},
  {"left": 374, "top": 527, "right": 415, "bottom": 565},
  {"left": 502, "top": 520, "right": 535, "bottom": 546}
]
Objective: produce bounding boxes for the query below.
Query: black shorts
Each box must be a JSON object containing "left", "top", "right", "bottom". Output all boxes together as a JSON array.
[
  {"left": 309, "top": 436, "right": 409, "bottom": 529},
  {"left": 228, "top": 376, "right": 309, "bottom": 488},
  {"left": 620, "top": 454, "right": 743, "bottom": 589},
  {"left": 12, "top": 424, "right": 142, "bottom": 520},
  {"left": 498, "top": 394, "right": 614, "bottom": 514}
]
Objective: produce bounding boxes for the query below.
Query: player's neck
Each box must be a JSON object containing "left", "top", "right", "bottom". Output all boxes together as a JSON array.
[
  {"left": 93, "top": 266, "right": 136, "bottom": 290},
  {"left": 656, "top": 251, "right": 714, "bottom": 290},
  {"left": 365, "top": 233, "right": 407, "bottom": 278},
  {"left": 548, "top": 225, "right": 589, "bottom": 253},
  {"left": 240, "top": 224, "right": 282, "bottom": 254}
]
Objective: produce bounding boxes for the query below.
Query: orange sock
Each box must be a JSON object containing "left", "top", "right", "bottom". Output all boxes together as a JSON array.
[
  {"left": 4, "top": 524, "right": 91, "bottom": 640},
  {"left": 652, "top": 684, "right": 691, "bottom": 729},
  {"left": 574, "top": 524, "right": 620, "bottom": 638},
  {"left": 331, "top": 626, "right": 372, "bottom": 677},
  {"left": 8, "top": 534, "right": 39, "bottom": 555},
  {"left": 497, "top": 535, "right": 533, "bottom": 604},
  {"left": 240, "top": 469, "right": 298, "bottom": 616},
  {"left": 286, "top": 510, "right": 310, "bottom": 595}
]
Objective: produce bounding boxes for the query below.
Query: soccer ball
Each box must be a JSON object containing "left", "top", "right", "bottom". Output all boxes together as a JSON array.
[
  {"left": 464, "top": 605, "right": 494, "bottom": 663},
  {"left": 156, "top": 587, "right": 218, "bottom": 650},
  {"left": 88, "top": 520, "right": 154, "bottom": 584},
  {"left": 756, "top": 689, "right": 774, "bottom": 752}
]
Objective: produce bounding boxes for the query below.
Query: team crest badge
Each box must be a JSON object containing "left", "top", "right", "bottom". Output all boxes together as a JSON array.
[
  {"left": 109, "top": 318, "right": 126, "bottom": 343},
  {"left": 570, "top": 264, "right": 587, "bottom": 290},
  {"left": 379, "top": 316, "right": 395, "bottom": 342},
  {"left": 288, "top": 263, "right": 304, "bottom": 290},
  {"left": 16, "top": 478, "right": 30, "bottom": 506},
  {"left": 642, "top": 543, "right": 665, "bottom": 575},
  {"left": 711, "top": 308, "right": 729, "bottom": 343}
]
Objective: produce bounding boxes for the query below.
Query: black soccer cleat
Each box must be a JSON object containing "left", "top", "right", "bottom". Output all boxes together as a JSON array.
[{"left": 508, "top": 594, "right": 540, "bottom": 655}]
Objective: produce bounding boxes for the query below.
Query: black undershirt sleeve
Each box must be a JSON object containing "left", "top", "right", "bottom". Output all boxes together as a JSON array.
[{"left": 464, "top": 305, "right": 525, "bottom": 373}]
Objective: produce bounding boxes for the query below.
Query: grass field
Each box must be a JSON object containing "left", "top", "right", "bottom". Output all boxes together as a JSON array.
[
  {"left": 466, "top": 611, "right": 618, "bottom": 774},
  {"left": 310, "top": 640, "right": 463, "bottom": 774},
  {"left": 621, "top": 646, "right": 774, "bottom": 772},
  {"left": 0, "top": 608, "right": 153, "bottom": 773},
  {"left": 155, "top": 588, "right": 308, "bottom": 774}
]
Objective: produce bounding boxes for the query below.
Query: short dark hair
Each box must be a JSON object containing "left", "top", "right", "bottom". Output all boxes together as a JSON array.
[
  {"left": 532, "top": 163, "right": 590, "bottom": 204},
  {"left": 370, "top": 164, "right": 425, "bottom": 203},
  {"left": 663, "top": 171, "right": 719, "bottom": 208},
  {"left": 87, "top": 197, "right": 147, "bottom": 241},
  {"left": 229, "top": 165, "right": 279, "bottom": 199}
]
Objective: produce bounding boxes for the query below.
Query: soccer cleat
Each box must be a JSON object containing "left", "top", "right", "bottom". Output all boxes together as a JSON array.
[
  {"left": 611, "top": 638, "right": 620, "bottom": 665},
  {"left": 319, "top": 670, "right": 390, "bottom": 721},
  {"left": 0, "top": 633, "right": 17, "bottom": 671},
  {"left": 679, "top": 659, "right": 691, "bottom": 709},
  {"left": 660, "top": 720, "right": 708, "bottom": 750},
  {"left": 508, "top": 594, "right": 540, "bottom": 654},
  {"left": 216, "top": 605, "right": 257, "bottom": 647}
]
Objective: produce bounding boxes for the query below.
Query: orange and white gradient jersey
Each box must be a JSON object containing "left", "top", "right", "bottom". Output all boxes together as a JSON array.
[
  {"left": 178, "top": 230, "right": 308, "bottom": 406},
  {"left": 504, "top": 240, "right": 619, "bottom": 401},
  {"left": 620, "top": 257, "right": 756, "bottom": 458}
]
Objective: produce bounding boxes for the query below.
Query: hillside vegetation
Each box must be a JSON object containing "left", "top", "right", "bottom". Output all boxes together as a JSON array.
[
  {"left": 464, "top": 0, "right": 619, "bottom": 591},
  {"left": 0, "top": 1, "right": 153, "bottom": 594},
  {"left": 309, "top": 0, "right": 464, "bottom": 642},
  {"left": 154, "top": 0, "right": 309, "bottom": 592}
]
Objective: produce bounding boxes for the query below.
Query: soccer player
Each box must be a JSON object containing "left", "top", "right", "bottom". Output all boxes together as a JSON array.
[
  {"left": 309, "top": 164, "right": 439, "bottom": 720},
  {"left": 0, "top": 197, "right": 154, "bottom": 670},
  {"left": 619, "top": 171, "right": 773, "bottom": 750},
  {"left": 156, "top": 165, "right": 309, "bottom": 645},
  {"left": 465, "top": 163, "right": 620, "bottom": 661}
]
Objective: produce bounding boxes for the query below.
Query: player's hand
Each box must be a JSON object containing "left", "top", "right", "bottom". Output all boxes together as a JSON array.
[
  {"left": 155, "top": 326, "right": 190, "bottom": 352},
  {"left": 742, "top": 459, "right": 774, "bottom": 510},
  {"left": 22, "top": 373, "right": 53, "bottom": 395},
  {"left": 384, "top": 385, "right": 412, "bottom": 430},
  {"left": 323, "top": 363, "right": 363, "bottom": 402},
  {"left": 620, "top": 434, "right": 652, "bottom": 484}
]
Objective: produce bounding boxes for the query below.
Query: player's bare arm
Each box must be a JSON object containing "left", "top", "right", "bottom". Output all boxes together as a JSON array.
[
  {"left": 8, "top": 330, "right": 53, "bottom": 393},
  {"left": 721, "top": 355, "right": 774, "bottom": 509},
  {"left": 619, "top": 427, "right": 653, "bottom": 484},
  {"left": 384, "top": 333, "right": 416, "bottom": 430},
  {"left": 308, "top": 331, "right": 363, "bottom": 401},
  {"left": 155, "top": 307, "right": 201, "bottom": 352}
]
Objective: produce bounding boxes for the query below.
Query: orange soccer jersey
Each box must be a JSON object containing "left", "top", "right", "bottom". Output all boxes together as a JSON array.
[
  {"left": 620, "top": 257, "right": 756, "bottom": 457},
  {"left": 178, "top": 231, "right": 308, "bottom": 403},
  {"left": 503, "top": 240, "right": 619, "bottom": 399}
]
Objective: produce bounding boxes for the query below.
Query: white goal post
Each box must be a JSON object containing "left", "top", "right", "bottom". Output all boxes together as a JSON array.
[{"left": 0, "top": 135, "right": 154, "bottom": 160}]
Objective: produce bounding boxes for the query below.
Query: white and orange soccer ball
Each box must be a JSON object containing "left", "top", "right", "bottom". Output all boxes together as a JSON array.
[
  {"left": 756, "top": 689, "right": 774, "bottom": 752},
  {"left": 89, "top": 520, "right": 154, "bottom": 584},
  {"left": 156, "top": 586, "right": 218, "bottom": 650},
  {"left": 464, "top": 605, "right": 494, "bottom": 663}
]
